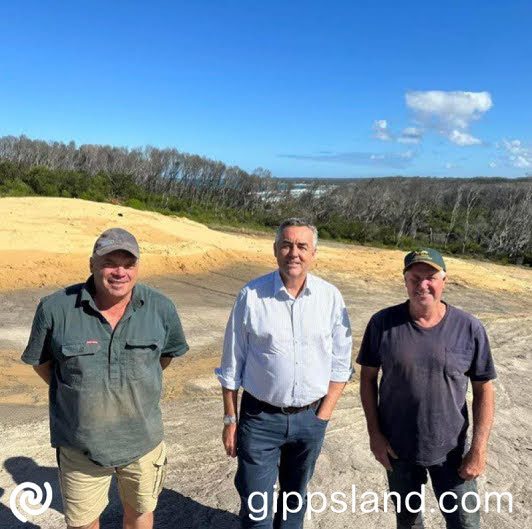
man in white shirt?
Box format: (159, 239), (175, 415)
(217, 218), (353, 528)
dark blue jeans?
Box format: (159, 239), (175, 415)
(387, 448), (480, 529)
(235, 392), (328, 529)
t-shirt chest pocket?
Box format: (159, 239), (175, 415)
(445, 347), (473, 377)
(124, 338), (161, 379)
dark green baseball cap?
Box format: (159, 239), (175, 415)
(403, 247), (446, 273)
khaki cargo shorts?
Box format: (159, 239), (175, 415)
(57, 442), (167, 527)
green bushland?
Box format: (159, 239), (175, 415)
(1, 160), (531, 266)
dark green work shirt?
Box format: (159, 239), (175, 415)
(22, 277), (189, 467)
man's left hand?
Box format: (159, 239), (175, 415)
(458, 449), (486, 480)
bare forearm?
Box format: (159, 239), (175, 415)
(458, 380), (495, 480)
(221, 387), (239, 458)
(317, 381), (346, 419)
(33, 361), (51, 385)
(360, 366), (397, 469)
(222, 387), (239, 417)
(470, 380), (495, 454)
(359, 368), (381, 436)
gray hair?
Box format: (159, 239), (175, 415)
(275, 218), (318, 249)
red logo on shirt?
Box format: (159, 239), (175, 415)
(86, 340), (98, 345)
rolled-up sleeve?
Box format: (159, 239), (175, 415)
(217, 289), (248, 390)
(330, 292), (354, 382)
(21, 300), (52, 366)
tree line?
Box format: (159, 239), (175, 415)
(1, 135), (531, 265)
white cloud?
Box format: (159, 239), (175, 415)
(372, 119), (392, 141)
(405, 90), (492, 146)
(514, 156), (531, 168)
(400, 150), (415, 160)
(406, 90), (492, 129)
(449, 130), (482, 146)
(489, 161), (497, 168)
(280, 149), (416, 168)
(398, 127), (422, 144)
(501, 138), (532, 169)
(503, 139), (523, 154)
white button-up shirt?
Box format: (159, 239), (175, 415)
(217, 270), (353, 407)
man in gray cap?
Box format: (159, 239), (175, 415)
(22, 228), (189, 529)
(357, 247), (496, 529)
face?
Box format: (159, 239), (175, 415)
(90, 250), (139, 301)
(404, 262), (446, 310)
(274, 226), (316, 282)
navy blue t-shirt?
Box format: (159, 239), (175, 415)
(357, 302), (496, 466)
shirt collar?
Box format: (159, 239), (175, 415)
(79, 275), (144, 310)
(273, 270), (313, 299)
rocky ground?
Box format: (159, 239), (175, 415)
(0, 197), (530, 528)
(0, 264), (530, 528)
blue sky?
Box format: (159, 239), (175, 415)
(1, 1), (530, 178)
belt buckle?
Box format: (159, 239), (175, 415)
(280, 406), (297, 414)
(280, 405), (306, 414)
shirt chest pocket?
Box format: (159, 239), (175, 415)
(59, 343), (101, 388)
(445, 347), (473, 377)
(124, 338), (161, 379)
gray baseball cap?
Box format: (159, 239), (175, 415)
(92, 228), (140, 259)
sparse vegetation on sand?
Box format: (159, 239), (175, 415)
(1, 135), (531, 264)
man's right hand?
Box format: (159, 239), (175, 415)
(223, 424), (238, 458)
(369, 431), (398, 471)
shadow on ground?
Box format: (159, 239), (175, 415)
(1, 457), (239, 529)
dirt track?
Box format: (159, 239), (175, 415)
(0, 197), (530, 528)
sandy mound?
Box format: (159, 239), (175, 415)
(0, 197), (530, 528)
(0, 197), (531, 294)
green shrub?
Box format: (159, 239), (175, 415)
(0, 179), (34, 196)
(124, 198), (146, 210)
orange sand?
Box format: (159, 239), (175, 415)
(0, 197), (530, 294)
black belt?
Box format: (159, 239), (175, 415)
(243, 391), (322, 415)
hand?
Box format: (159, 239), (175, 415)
(315, 405), (332, 421)
(458, 449), (486, 480)
(222, 424), (237, 458)
(369, 431), (398, 471)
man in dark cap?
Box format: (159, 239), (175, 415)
(22, 228), (189, 529)
(358, 247), (496, 529)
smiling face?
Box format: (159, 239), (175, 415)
(404, 262), (446, 311)
(90, 250), (139, 302)
(274, 226), (316, 284)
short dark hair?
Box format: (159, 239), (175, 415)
(275, 218), (318, 248)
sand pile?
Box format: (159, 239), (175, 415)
(0, 198), (530, 529)
(0, 197), (530, 294)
